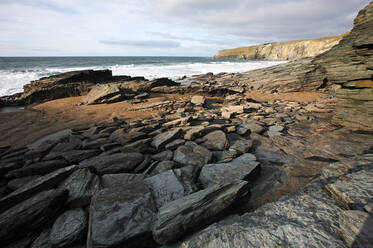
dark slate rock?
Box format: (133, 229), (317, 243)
(230, 139), (253, 154)
(59, 168), (101, 207)
(62, 150), (101, 164)
(151, 129), (183, 150)
(199, 154), (260, 188)
(88, 182), (157, 248)
(4, 235), (37, 248)
(121, 138), (153, 153)
(151, 161), (175, 175)
(0, 165), (77, 212)
(80, 153), (144, 175)
(173, 145), (205, 167)
(339, 210), (373, 247)
(152, 181), (249, 245)
(144, 170), (188, 209)
(5, 160), (68, 178)
(165, 139), (186, 150)
(50, 209), (87, 248)
(30, 229), (52, 248)
(43, 141), (81, 161)
(101, 173), (145, 188)
(0, 189), (68, 246)
(152, 150), (174, 161)
(7, 175), (40, 191)
(0, 162), (23, 177)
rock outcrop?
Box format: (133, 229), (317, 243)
(214, 35), (343, 61)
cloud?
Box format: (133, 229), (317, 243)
(100, 40), (180, 48)
(152, 0), (371, 41)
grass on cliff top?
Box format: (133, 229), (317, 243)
(216, 34), (347, 57)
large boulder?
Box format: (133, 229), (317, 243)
(88, 182), (157, 248)
(0, 189), (68, 246)
(202, 130), (229, 151)
(80, 83), (132, 105)
(152, 181), (249, 245)
(152, 129), (183, 150)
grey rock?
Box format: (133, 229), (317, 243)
(144, 170), (188, 209)
(43, 141), (81, 161)
(339, 210), (373, 248)
(88, 182), (157, 248)
(165, 139), (186, 150)
(212, 150), (239, 162)
(0, 165), (77, 212)
(152, 150), (174, 161)
(151, 161), (176, 175)
(152, 128), (183, 150)
(50, 209), (87, 248)
(5, 160), (68, 178)
(80, 153), (144, 175)
(30, 229), (52, 248)
(152, 181), (249, 245)
(7, 176), (40, 190)
(230, 139), (253, 154)
(269, 125), (284, 133)
(101, 173), (145, 188)
(199, 154), (260, 188)
(241, 121), (265, 134)
(111, 131), (148, 145)
(202, 130), (229, 151)
(173, 145), (205, 167)
(62, 150), (101, 163)
(121, 138), (152, 153)
(59, 168), (101, 207)
(0, 189), (68, 246)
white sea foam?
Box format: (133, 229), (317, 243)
(0, 60), (285, 97)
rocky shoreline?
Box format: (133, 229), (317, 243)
(0, 2), (372, 248)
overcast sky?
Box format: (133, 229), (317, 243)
(0, 0), (370, 56)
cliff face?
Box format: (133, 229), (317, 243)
(214, 35), (343, 61)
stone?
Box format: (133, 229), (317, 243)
(111, 131), (148, 145)
(7, 175), (40, 190)
(173, 145), (205, 167)
(50, 209), (87, 248)
(151, 161), (175, 175)
(213, 150), (239, 162)
(165, 139), (186, 150)
(0, 165), (77, 212)
(151, 128), (183, 150)
(121, 138), (152, 153)
(59, 168), (101, 207)
(144, 170), (188, 209)
(80, 153), (144, 175)
(184, 126), (205, 140)
(62, 150), (101, 164)
(80, 83), (129, 105)
(88, 182), (157, 248)
(241, 121), (265, 134)
(202, 130), (229, 151)
(152, 150), (174, 161)
(101, 173), (145, 188)
(30, 229), (52, 248)
(5, 160), (69, 178)
(163, 117), (191, 128)
(230, 139), (253, 154)
(191, 95), (205, 106)
(43, 141), (81, 161)
(152, 181), (249, 245)
(199, 154), (260, 188)
(339, 210), (373, 247)
(0, 189), (68, 246)
(269, 125), (284, 133)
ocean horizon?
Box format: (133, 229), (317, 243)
(0, 56), (285, 97)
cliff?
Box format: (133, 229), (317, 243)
(214, 35), (344, 61)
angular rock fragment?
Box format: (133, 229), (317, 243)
(152, 181), (249, 244)
(50, 209), (87, 248)
(80, 153), (144, 175)
(88, 182), (157, 248)
(5, 160), (68, 178)
(152, 128), (183, 150)
(199, 154), (260, 188)
(101, 173), (145, 188)
(0, 165), (77, 212)
(202, 130), (229, 151)
(0, 189), (68, 246)
(62, 150), (101, 164)
(30, 228), (52, 248)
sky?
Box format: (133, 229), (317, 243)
(0, 0), (371, 56)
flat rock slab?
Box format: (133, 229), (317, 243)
(152, 129), (183, 150)
(0, 165), (77, 212)
(62, 150), (101, 164)
(339, 210), (373, 247)
(50, 209), (87, 248)
(80, 153), (144, 175)
(101, 173), (145, 188)
(152, 181), (249, 245)
(30, 228), (52, 248)
(88, 182), (157, 248)
(5, 160), (68, 178)
(59, 168), (101, 207)
(0, 189), (68, 246)
(144, 169), (188, 209)
(199, 153), (260, 188)
(202, 130), (229, 151)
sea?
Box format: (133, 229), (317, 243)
(0, 56), (285, 97)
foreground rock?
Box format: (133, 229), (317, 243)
(0, 189), (68, 246)
(153, 181), (249, 245)
(88, 182), (157, 248)
(168, 154), (373, 247)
